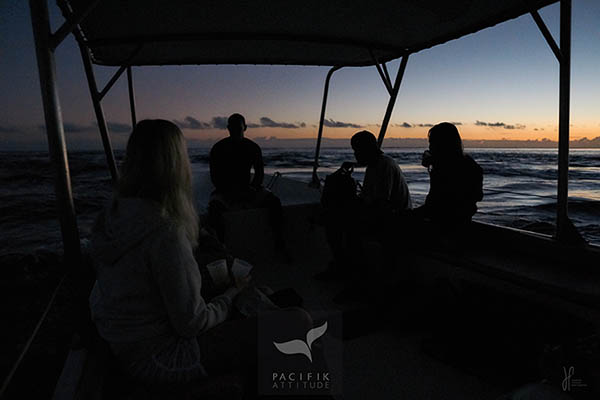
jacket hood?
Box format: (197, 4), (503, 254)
(90, 197), (169, 266)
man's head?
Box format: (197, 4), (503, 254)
(227, 113), (247, 139)
(351, 130), (380, 166)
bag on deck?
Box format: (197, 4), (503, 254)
(321, 164), (358, 209)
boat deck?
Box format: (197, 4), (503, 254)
(193, 171), (600, 399)
(49, 171), (598, 400)
(192, 171), (519, 399)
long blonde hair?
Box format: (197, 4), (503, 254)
(118, 119), (199, 245)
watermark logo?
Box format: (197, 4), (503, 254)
(273, 321), (327, 362)
(562, 366), (587, 391)
(259, 312), (342, 396)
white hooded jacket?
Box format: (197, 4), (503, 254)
(89, 197), (238, 382)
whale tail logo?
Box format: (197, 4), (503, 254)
(273, 321), (328, 362)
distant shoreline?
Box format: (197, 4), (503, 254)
(2, 136), (600, 151)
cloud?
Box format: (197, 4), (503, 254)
(174, 116), (212, 130)
(211, 116), (228, 130)
(392, 122), (458, 128)
(259, 117), (300, 129)
(475, 120), (502, 127)
(323, 118), (363, 128)
(475, 120), (525, 130)
(504, 124), (526, 130)
(0, 124), (23, 133)
(175, 115), (307, 130)
(36, 121), (132, 134)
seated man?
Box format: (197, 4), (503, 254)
(317, 130), (412, 285)
(210, 113), (264, 200)
(208, 113), (287, 256)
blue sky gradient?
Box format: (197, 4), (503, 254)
(1, 0), (599, 149)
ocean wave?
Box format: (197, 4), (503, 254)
(1, 149), (599, 253)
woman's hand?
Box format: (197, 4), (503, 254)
(421, 150), (433, 168)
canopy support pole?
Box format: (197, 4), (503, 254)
(531, 2), (582, 243)
(310, 66), (342, 188)
(98, 64), (128, 100)
(531, 10), (562, 61)
(377, 54), (409, 148)
(381, 62), (392, 90)
(127, 66), (137, 126)
(78, 43), (119, 182)
(556, 0), (581, 243)
(49, 0), (100, 50)
(29, 0), (82, 268)
(369, 50), (393, 95)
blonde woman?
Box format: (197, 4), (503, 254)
(89, 120), (309, 385)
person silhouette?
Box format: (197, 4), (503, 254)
(89, 119), (309, 388)
(209, 113), (264, 196)
(414, 122), (483, 229)
(352, 130), (412, 212)
(317, 130), (412, 289)
(208, 113), (288, 258)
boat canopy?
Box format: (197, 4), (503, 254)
(59, 0), (557, 67)
(24, 0), (581, 280)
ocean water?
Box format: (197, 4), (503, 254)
(1, 148), (599, 258)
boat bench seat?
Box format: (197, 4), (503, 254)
(57, 329), (248, 400)
(419, 221), (600, 312)
(101, 366), (247, 400)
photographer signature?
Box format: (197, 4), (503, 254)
(562, 366), (587, 391)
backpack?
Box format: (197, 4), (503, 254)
(320, 164), (358, 209)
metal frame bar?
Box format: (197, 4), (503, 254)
(530, 1), (580, 242)
(98, 64), (128, 100)
(381, 62), (392, 89)
(79, 43), (119, 181)
(369, 49), (393, 95)
(377, 54), (409, 147)
(530, 10), (562, 62)
(310, 66), (342, 188)
(556, 0), (572, 241)
(127, 66), (137, 126)
(75, 32), (142, 182)
(49, 0), (101, 50)
(29, 0), (82, 268)
(97, 44), (143, 100)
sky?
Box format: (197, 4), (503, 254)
(0, 0), (599, 150)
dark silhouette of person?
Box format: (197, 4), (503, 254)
(208, 113), (288, 258)
(352, 130), (412, 212)
(414, 122), (483, 229)
(209, 113), (264, 195)
(317, 130), (412, 291)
